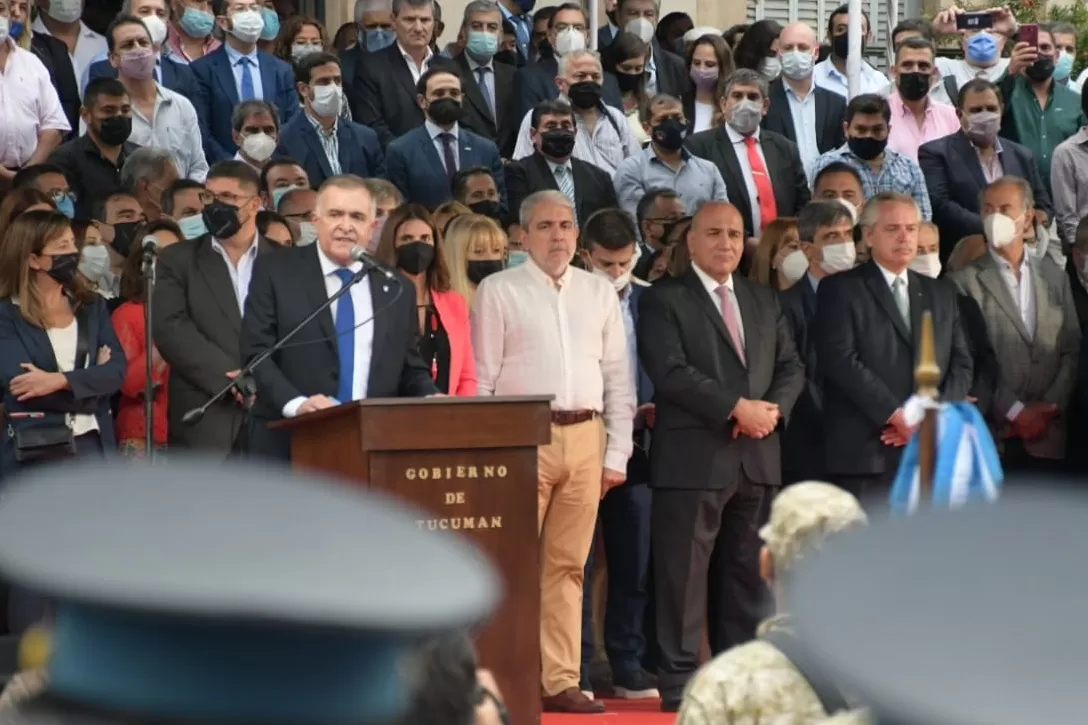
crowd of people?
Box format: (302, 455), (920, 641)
(0, 0), (1087, 721)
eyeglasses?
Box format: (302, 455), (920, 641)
(209, 191), (254, 206)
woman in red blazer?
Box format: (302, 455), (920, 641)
(375, 204), (477, 396)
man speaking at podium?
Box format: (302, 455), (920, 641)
(241, 175), (438, 460)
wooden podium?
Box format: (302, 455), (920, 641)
(273, 395), (552, 725)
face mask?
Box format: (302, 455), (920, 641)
(964, 111), (1001, 146)
(983, 213), (1019, 249)
(624, 17), (654, 44)
(778, 249), (809, 284)
(395, 240), (435, 275)
(179, 7), (215, 38)
(45, 0), (82, 24)
(592, 263), (632, 292)
(616, 71), (642, 93)
(53, 193), (76, 219)
(508, 250), (530, 268)
(97, 111), (133, 146)
(1027, 226), (1049, 260)
(1054, 51), (1074, 81)
(898, 71), (930, 102)
(291, 43), (322, 62)
(727, 99), (762, 137)
(229, 9), (265, 44)
(119, 48), (156, 80)
(427, 97), (462, 126)
(79, 244), (111, 282)
(515, 0), (535, 12)
(909, 252), (942, 278)
(112, 222), (141, 257)
(760, 57), (782, 80)
(495, 49), (518, 66)
(689, 66), (719, 91)
(651, 117), (687, 152)
(469, 200), (501, 219)
(468, 259), (505, 284)
(820, 241), (856, 273)
(567, 81), (602, 110)
(966, 33), (998, 65)
(9, 19), (25, 41)
(832, 33), (862, 60)
(44, 252), (82, 288)
(836, 199), (859, 225)
(465, 30), (499, 60)
(311, 83), (343, 117)
(242, 132), (276, 163)
(365, 28), (395, 51)
(539, 128), (576, 158)
(260, 7), (279, 41)
(177, 213), (208, 240)
(553, 28), (585, 57)
(297, 221), (318, 246)
(848, 136), (886, 161)
(781, 50), (814, 80)
(142, 15), (168, 46)
(1025, 56), (1056, 82)
(203, 200), (244, 240)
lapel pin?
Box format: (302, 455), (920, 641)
(383, 285), (390, 293)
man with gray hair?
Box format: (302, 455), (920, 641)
(450, 0), (516, 153)
(471, 189), (635, 714)
(230, 100), (280, 170)
(687, 68), (809, 243)
(121, 146), (180, 221)
(340, 0), (394, 85)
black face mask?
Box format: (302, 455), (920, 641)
(832, 33), (863, 60)
(467, 259), (505, 284)
(1025, 56), (1056, 82)
(44, 252), (81, 288)
(615, 71), (642, 93)
(469, 200), (501, 219)
(395, 241), (435, 275)
(494, 49), (518, 66)
(112, 221), (142, 257)
(567, 81), (602, 110)
(427, 98), (463, 126)
(897, 71), (930, 101)
(847, 135), (887, 161)
(203, 200), (243, 240)
(651, 118), (688, 152)
(98, 115), (133, 146)
(540, 128), (576, 159)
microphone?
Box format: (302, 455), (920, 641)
(141, 235), (158, 253)
(350, 245), (397, 280)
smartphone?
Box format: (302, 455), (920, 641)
(1020, 23), (1039, 47)
(957, 12), (995, 31)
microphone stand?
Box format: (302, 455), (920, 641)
(141, 243), (157, 462)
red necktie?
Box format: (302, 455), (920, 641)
(744, 136), (777, 231)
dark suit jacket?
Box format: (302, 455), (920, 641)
(778, 275), (824, 481)
(190, 48), (299, 163)
(649, 40), (690, 98)
(763, 79), (847, 156)
(239, 244), (438, 460)
(512, 56), (625, 126)
(597, 25), (618, 51)
(626, 281), (654, 483)
(918, 131), (1053, 262)
(685, 127), (810, 238)
(31, 34), (80, 139)
(0, 297), (126, 474)
(350, 42), (428, 148)
(339, 44), (366, 93)
(815, 261), (974, 476)
(504, 151), (616, 228)
(152, 234), (279, 454)
(386, 124), (507, 211)
(637, 269), (805, 489)
(87, 55), (197, 99)
(275, 113), (385, 190)
(452, 52), (516, 157)
(958, 292), (997, 416)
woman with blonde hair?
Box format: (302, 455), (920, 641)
(442, 214), (508, 306)
(750, 218), (804, 290)
(433, 200), (473, 236)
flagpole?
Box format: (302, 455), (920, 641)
(915, 311), (940, 499)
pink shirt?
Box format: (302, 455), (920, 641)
(0, 42), (71, 169)
(164, 25), (221, 64)
(886, 91), (961, 163)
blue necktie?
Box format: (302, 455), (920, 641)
(334, 269), (355, 404)
(239, 56), (255, 101)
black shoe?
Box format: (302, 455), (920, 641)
(613, 669), (659, 699)
(660, 699), (681, 713)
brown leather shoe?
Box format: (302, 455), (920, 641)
(542, 687), (606, 713)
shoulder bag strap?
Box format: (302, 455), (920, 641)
(760, 628), (851, 715)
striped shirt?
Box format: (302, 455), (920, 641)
(305, 112), (341, 176)
(809, 144), (932, 221)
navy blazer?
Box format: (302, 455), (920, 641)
(627, 282), (654, 407)
(386, 124), (507, 212)
(0, 297), (126, 473)
(275, 113), (386, 189)
(190, 47), (299, 163)
(87, 56), (197, 99)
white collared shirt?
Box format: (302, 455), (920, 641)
(398, 41), (433, 83)
(988, 247), (1036, 421)
(46, 319), (99, 436)
(783, 80), (821, 170)
(692, 261), (745, 346)
(127, 83), (209, 181)
(724, 124), (770, 231)
(0, 42), (72, 168)
(210, 231), (260, 313)
(426, 119), (460, 174)
(223, 41), (263, 100)
(812, 57), (891, 99)
(32, 17), (107, 97)
(875, 260), (910, 295)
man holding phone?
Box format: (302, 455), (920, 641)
(928, 6), (1018, 103)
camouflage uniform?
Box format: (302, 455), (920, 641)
(675, 483), (867, 725)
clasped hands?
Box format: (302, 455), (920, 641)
(1007, 402), (1058, 442)
(730, 398), (781, 439)
(9, 346), (111, 401)
(880, 408), (914, 447)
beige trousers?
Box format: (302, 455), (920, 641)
(538, 418), (605, 696)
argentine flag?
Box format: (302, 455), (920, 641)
(890, 400), (1004, 515)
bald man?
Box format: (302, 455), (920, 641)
(635, 201), (805, 710)
(763, 22), (847, 171)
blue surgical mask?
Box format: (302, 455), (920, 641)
(260, 7), (280, 41)
(508, 250), (530, 268)
(178, 213), (209, 240)
(966, 33), (998, 65)
(178, 7), (215, 39)
(465, 30), (499, 60)
(365, 28), (395, 52)
(53, 193), (76, 219)
(271, 184), (303, 210)
(10, 20), (25, 40)
(1054, 51), (1074, 81)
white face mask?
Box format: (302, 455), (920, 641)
(241, 132), (276, 163)
(0, 16), (8, 41)
(820, 241), (856, 273)
(760, 56), (782, 80)
(291, 43), (322, 61)
(297, 221), (318, 246)
(553, 27), (585, 57)
(727, 99), (763, 137)
(835, 198), (859, 225)
(778, 248), (808, 284)
(310, 83), (343, 118)
(780, 50), (814, 80)
(229, 9), (265, 44)
(624, 17), (654, 44)
(141, 15), (168, 46)
(983, 213), (1019, 249)
(592, 263), (632, 292)
(78, 244), (111, 282)
(46, 0), (83, 24)
(909, 252), (942, 278)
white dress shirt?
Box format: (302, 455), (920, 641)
(32, 17), (107, 97)
(724, 124), (770, 231)
(224, 42), (264, 100)
(471, 258), (635, 472)
(425, 119), (460, 174)
(813, 58), (891, 99)
(127, 83), (209, 182)
(399, 42), (433, 84)
(282, 244), (375, 417)
(989, 248), (1036, 421)
(0, 42), (72, 168)
(46, 320), (99, 436)
(693, 100), (715, 134)
(512, 96), (641, 175)
(692, 262), (745, 346)
(211, 232), (260, 314)
(784, 81), (821, 171)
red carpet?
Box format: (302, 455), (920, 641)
(542, 699), (675, 724)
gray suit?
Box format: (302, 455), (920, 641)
(950, 252), (1081, 460)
